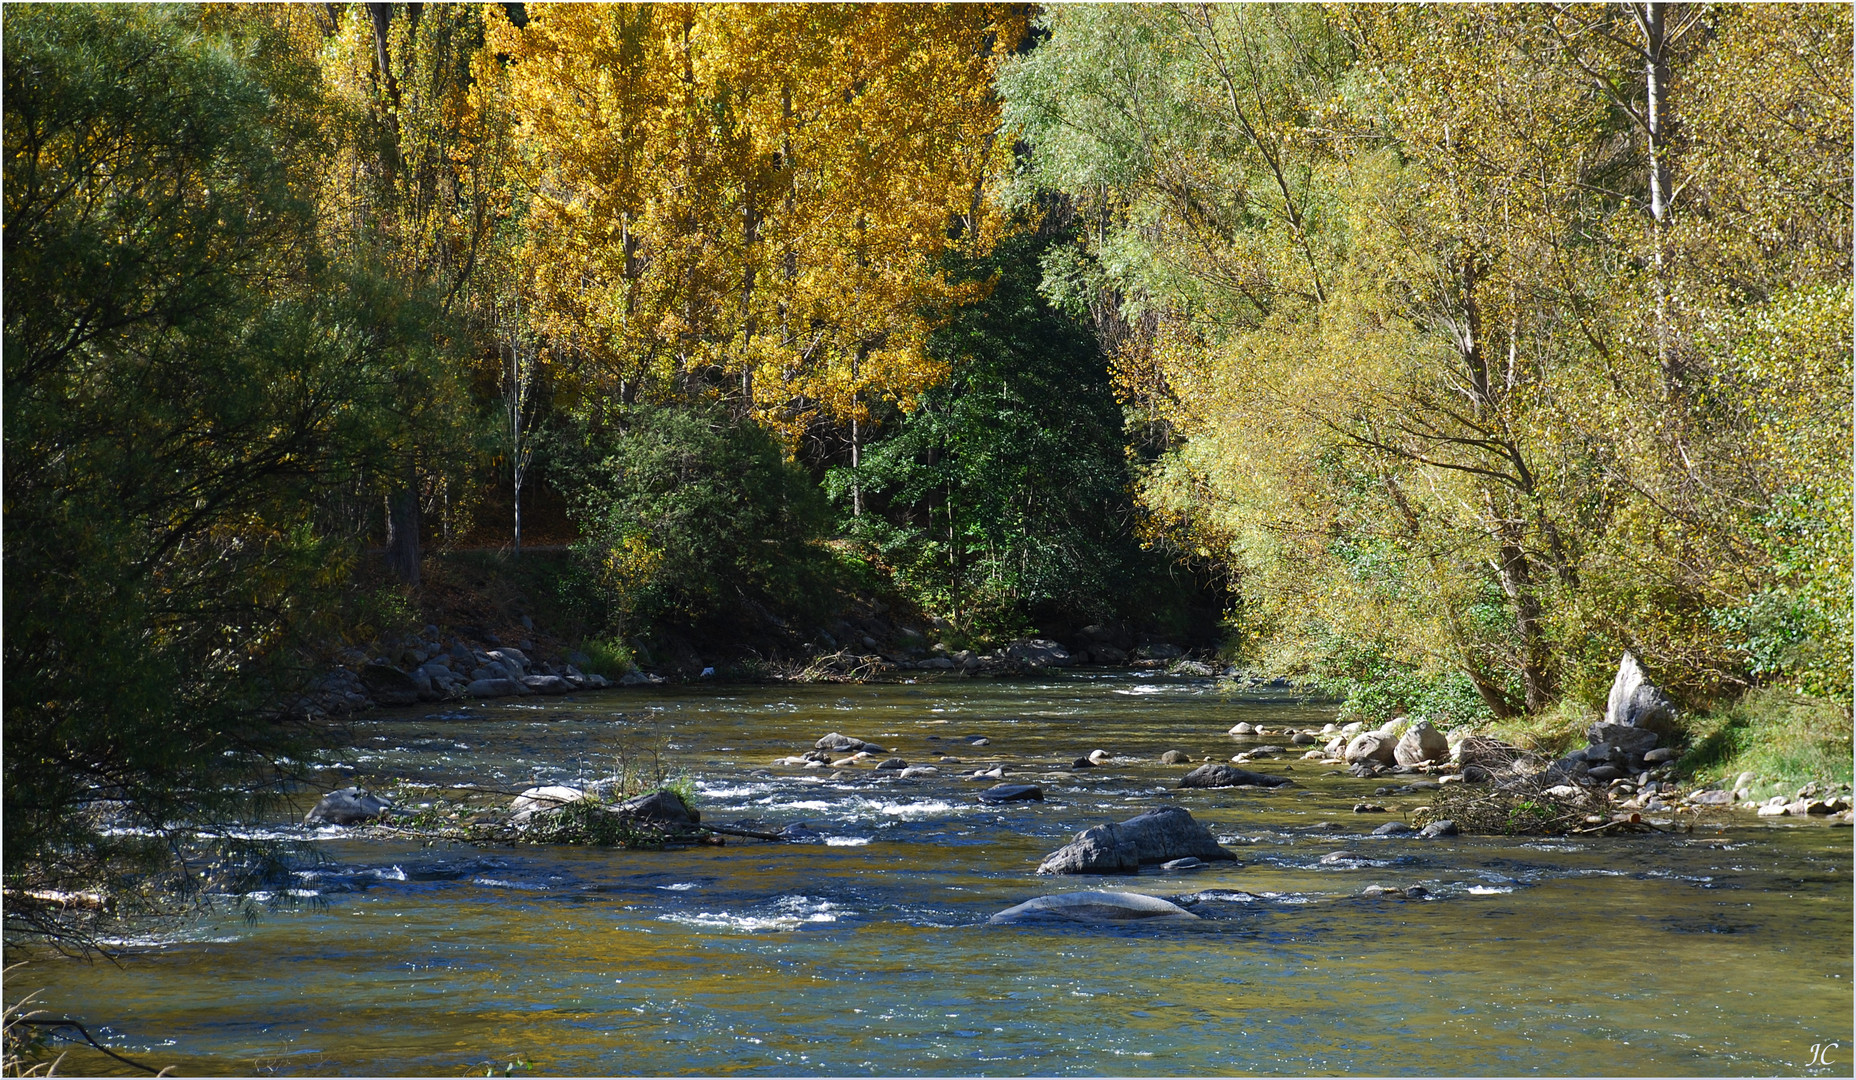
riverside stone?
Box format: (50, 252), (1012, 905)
(1586, 722), (1659, 764)
(466, 677), (526, 698)
(1606, 651), (1678, 734)
(1417, 819), (1459, 838)
(1345, 733), (1397, 766)
(1160, 750), (1193, 764)
(1393, 721), (1449, 766)
(358, 663), (421, 707)
(1002, 639), (1075, 668)
(1036, 806), (1237, 875)
(988, 890), (1199, 925)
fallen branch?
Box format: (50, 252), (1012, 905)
(13, 1019), (167, 1075)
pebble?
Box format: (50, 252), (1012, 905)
(1371, 822), (1414, 836)
(1071, 757), (1097, 769)
(1353, 803), (1389, 814)
(1161, 750), (1192, 764)
(875, 758), (908, 770)
(1404, 885), (1431, 900)
(1229, 723), (1257, 736)
(1417, 819), (1459, 838)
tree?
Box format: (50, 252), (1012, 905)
(999, 2), (1852, 715)
(839, 215), (1154, 636)
(2, 5), (462, 946)
(485, 3), (1024, 465)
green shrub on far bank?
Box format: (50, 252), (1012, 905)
(553, 401), (842, 642)
(1303, 634), (1494, 731)
(577, 636), (637, 680)
(1679, 688), (1853, 797)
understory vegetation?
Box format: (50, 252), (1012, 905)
(4, 2), (1849, 950)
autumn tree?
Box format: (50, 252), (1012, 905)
(485, 3), (1024, 475)
(1000, 2), (1851, 717)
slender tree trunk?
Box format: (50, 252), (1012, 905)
(1636, 1), (1675, 377)
(384, 471), (421, 588)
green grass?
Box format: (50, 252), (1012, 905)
(1679, 687), (1853, 799)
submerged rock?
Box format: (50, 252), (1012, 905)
(1037, 806), (1237, 875)
(977, 783), (1043, 804)
(305, 787), (393, 826)
(1178, 764), (1292, 789)
(988, 890), (1200, 925)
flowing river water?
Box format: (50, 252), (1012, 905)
(18, 673), (1853, 1076)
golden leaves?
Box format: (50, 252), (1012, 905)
(493, 2), (1022, 434)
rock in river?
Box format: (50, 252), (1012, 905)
(305, 786), (393, 826)
(978, 784), (1044, 804)
(815, 732), (886, 753)
(1037, 806), (1237, 875)
(988, 890), (1200, 925)
(1178, 763), (1292, 789)
(613, 789), (699, 825)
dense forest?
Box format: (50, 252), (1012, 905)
(5, 3), (1850, 944)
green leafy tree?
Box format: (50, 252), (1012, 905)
(3, 5), (466, 946)
(837, 216), (1182, 639)
(554, 402), (836, 641)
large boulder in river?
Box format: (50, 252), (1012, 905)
(815, 732), (885, 753)
(1038, 806), (1237, 875)
(988, 890), (1200, 925)
(305, 786), (393, 826)
(978, 783), (1044, 804)
(1605, 652), (1678, 735)
(1178, 764), (1292, 789)
(511, 785), (589, 823)
(613, 789), (699, 825)
(1393, 721), (1449, 766)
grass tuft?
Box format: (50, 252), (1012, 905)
(1679, 688), (1852, 799)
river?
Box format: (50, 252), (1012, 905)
(17, 672), (1853, 1075)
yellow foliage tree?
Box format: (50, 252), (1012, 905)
(486, 2), (1025, 498)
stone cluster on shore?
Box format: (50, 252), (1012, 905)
(288, 624), (622, 718)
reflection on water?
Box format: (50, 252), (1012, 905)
(18, 673), (1854, 1076)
